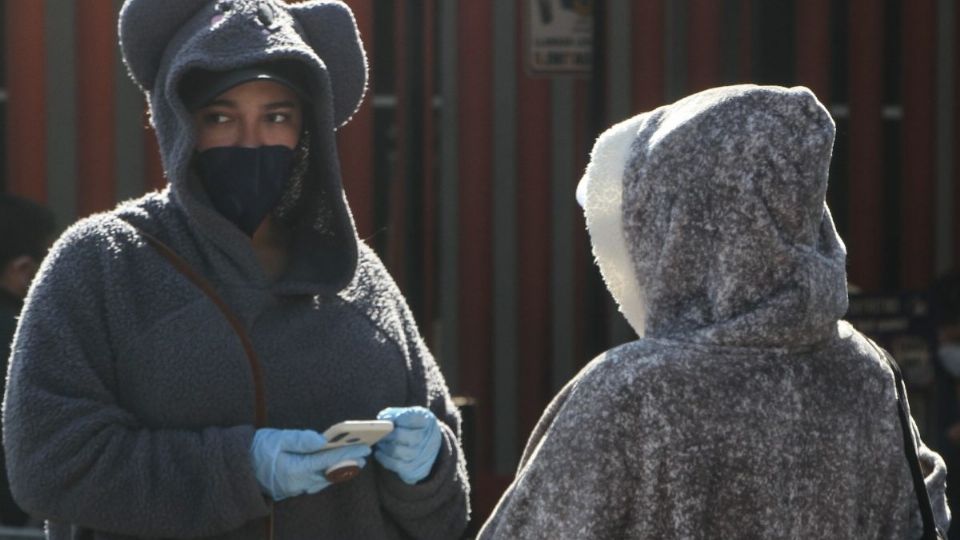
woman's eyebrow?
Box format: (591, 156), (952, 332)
(264, 100), (299, 110)
(207, 98), (237, 107)
(203, 98), (237, 109)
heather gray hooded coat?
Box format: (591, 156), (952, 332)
(3, 1), (468, 538)
(478, 85), (950, 539)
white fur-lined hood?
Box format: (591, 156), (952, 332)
(579, 84), (848, 347)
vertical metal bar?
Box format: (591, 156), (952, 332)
(438, 0), (460, 389)
(605, 0), (635, 347)
(551, 80), (575, 393)
(44, 0), (75, 222)
(457, 0), (494, 474)
(936, 0), (954, 274)
(848, 0), (885, 291)
(515, 0), (553, 459)
(737, 0), (753, 82)
(664, 0), (687, 100)
(795, 0), (831, 101)
(571, 78), (593, 371)
(421, 0), (438, 349)
(114, 0), (144, 203)
(581, 0), (609, 363)
(7, 1), (47, 202)
(591, 0), (607, 134)
(687, 0), (722, 93)
(491, 0), (518, 474)
(956, 0), (960, 266)
(900, 0), (937, 290)
(75, 2), (117, 217)
(720, 0), (739, 84)
(338, 0), (376, 239)
(388, 1), (410, 287)
(633, 1), (665, 111)
(572, 78), (593, 370)
(606, 0), (631, 120)
(403, 1), (426, 320)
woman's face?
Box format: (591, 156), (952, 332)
(192, 80), (303, 151)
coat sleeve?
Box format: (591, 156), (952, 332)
(2, 224), (269, 538)
(478, 362), (634, 540)
(916, 427), (951, 536)
(366, 252), (470, 540)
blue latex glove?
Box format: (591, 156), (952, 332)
(250, 428), (372, 501)
(374, 406), (443, 485)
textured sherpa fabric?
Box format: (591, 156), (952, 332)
(3, 1), (468, 539)
(478, 85), (950, 539)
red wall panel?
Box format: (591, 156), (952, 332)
(388, 1), (410, 284)
(632, 0), (664, 112)
(687, 0), (723, 93)
(900, 0), (937, 289)
(795, 0), (831, 101)
(5, 2), (47, 202)
(515, 1), (553, 445)
(457, 0), (494, 480)
(338, 0), (376, 240)
(848, 0), (885, 291)
(75, 3), (117, 217)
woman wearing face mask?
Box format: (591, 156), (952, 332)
(2, 1), (469, 539)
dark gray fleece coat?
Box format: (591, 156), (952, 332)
(3, 1), (468, 538)
(479, 85), (950, 539)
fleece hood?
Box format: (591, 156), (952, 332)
(119, 0), (367, 294)
(580, 85), (847, 347)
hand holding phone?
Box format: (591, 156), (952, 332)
(321, 420), (394, 483)
(250, 428), (372, 501)
(374, 407), (442, 485)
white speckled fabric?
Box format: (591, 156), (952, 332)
(479, 85), (950, 539)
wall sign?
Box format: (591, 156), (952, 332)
(527, 0), (593, 75)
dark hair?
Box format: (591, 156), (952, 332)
(932, 270), (960, 327)
(0, 194), (56, 268)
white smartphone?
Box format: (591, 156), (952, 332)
(320, 420), (394, 450)
(320, 420), (395, 483)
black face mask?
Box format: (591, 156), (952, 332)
(195, 146), (295, 237)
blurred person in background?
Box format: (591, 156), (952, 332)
(0, 193), (55, 527)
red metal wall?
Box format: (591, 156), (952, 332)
(5, 2), (46, 203)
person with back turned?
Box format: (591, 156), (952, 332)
(479, 84), (950, 539)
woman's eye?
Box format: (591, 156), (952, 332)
(267, 112), (290, 124)
(203, 113), (231, 125)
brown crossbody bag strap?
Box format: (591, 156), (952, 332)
(128, 223), (274, 539)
